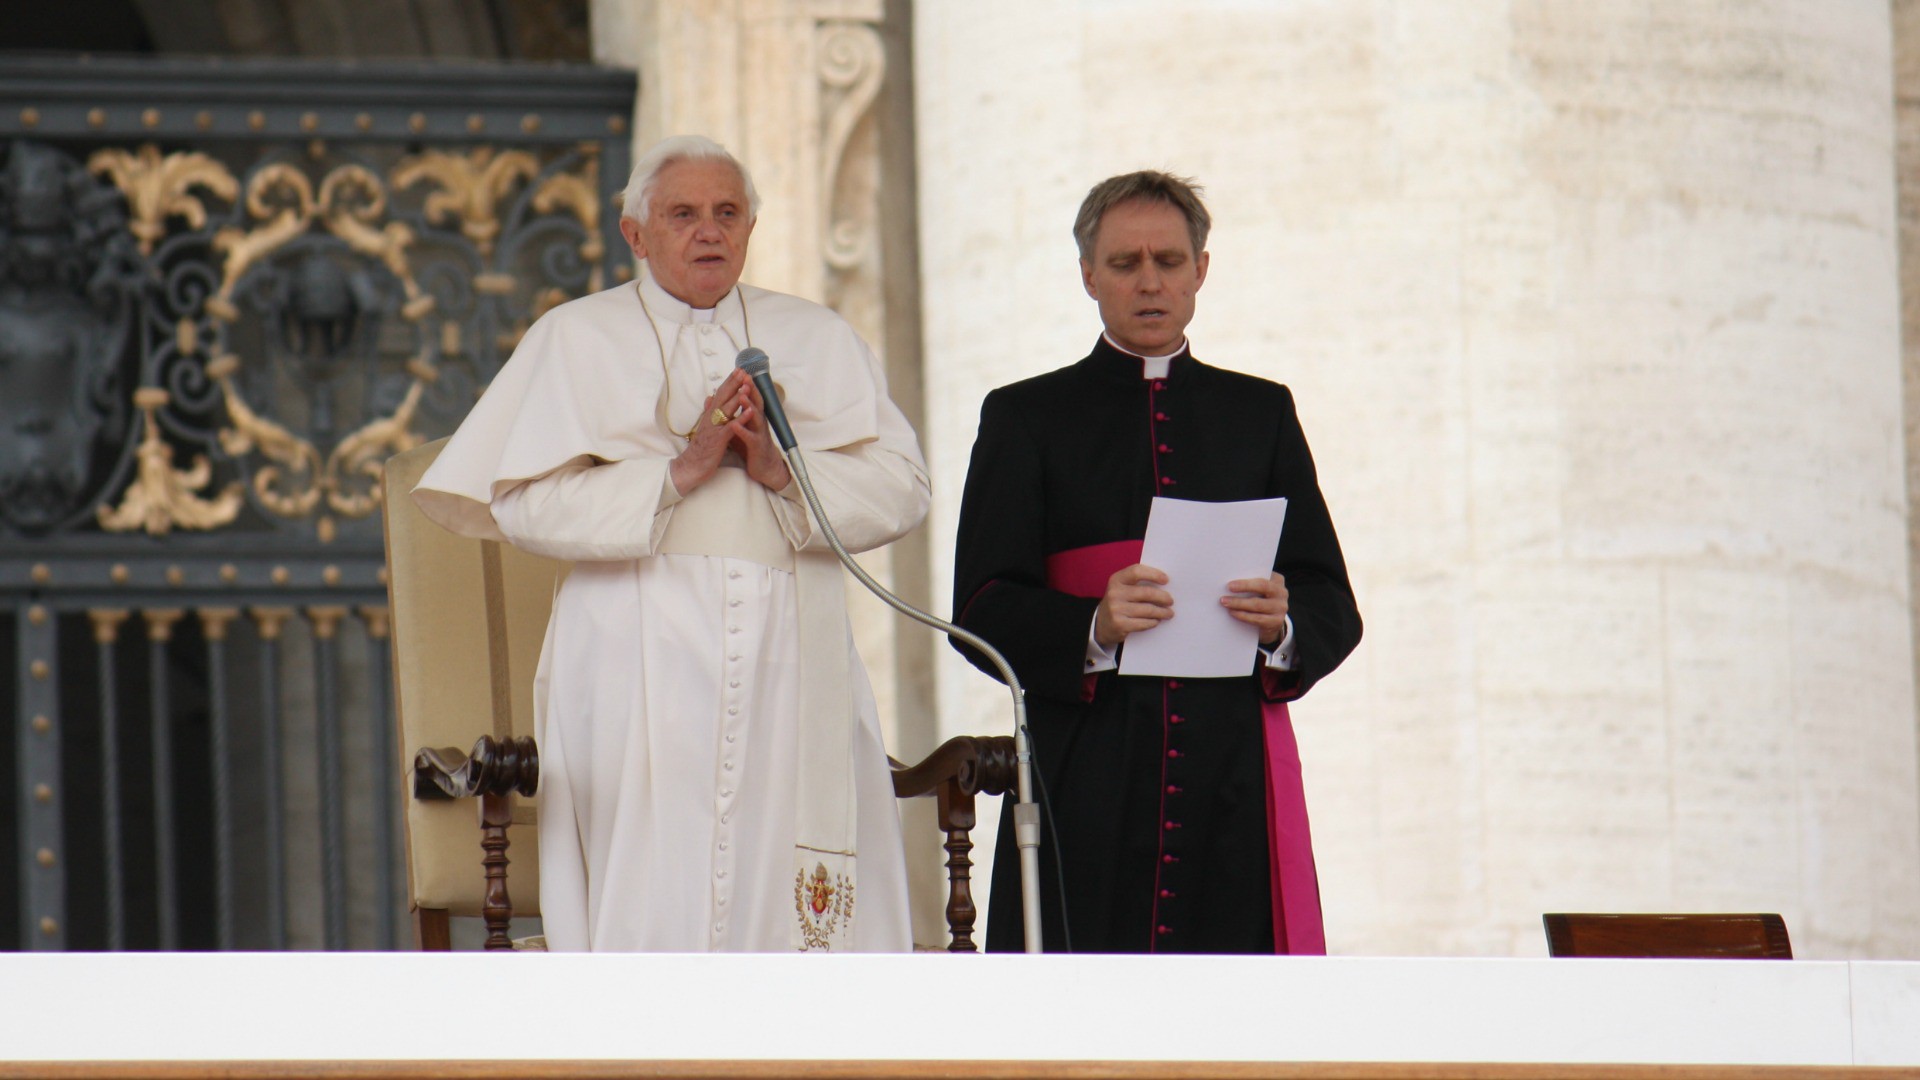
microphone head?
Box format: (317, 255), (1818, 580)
(734, 347), (770, 378)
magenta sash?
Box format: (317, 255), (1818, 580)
(1045, 541), (1326, 955)
(1259, 698), (1325, 954)
(1044, 539), (1143, 599)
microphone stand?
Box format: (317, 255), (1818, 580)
(779, 446), (1046, 954)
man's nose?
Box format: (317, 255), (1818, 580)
(693, 214), (724, 241)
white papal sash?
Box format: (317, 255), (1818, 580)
(657, 465), (859, 951)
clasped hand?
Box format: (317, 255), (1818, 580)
(1093, 564), (1290, 648)
(670, 369), (791, 494)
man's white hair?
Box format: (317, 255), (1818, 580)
(620, 135), (762, 223)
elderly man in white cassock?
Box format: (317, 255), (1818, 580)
(411, 135), (928, 952)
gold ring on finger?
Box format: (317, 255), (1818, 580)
(710, 407), (729, 427)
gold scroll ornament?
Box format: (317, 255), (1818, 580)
(96, 388), (244, 536)
(204, 162), (435, 324)
(205, 353), (430, 538)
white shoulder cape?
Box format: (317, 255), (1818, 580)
(413, 279), (883, 538)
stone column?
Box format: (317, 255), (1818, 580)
(1894, 0), (1920, 925)
(917, 0), (1920, 957)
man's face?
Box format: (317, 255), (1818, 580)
(619, 157), (755, 309)
(1080, 198), (1208, 358)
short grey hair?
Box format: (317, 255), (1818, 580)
(1072, 171), (1211, 261)
(620, 135), (762, 223)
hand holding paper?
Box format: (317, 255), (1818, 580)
(1093, 564), (1174, 648)
(1117, 496), (1289, 678)
(1221, 571), (1291, 644)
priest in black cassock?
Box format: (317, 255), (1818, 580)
(950, 171), (1362, 954)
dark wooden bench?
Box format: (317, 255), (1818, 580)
(1543, 912), (1792, 959)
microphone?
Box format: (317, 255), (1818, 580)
(734, 347), (797, 452)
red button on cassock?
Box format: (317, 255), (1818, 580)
(1162, 854), (1179, 864)
(1167, 749), (1182, 759)
(1163, 820), (1181, 831)
(1158, 444), (1171, 453)
(1168, 680), (1183, 690)
(1170, 714), (1185, 724)
(1159, 889), (1175, 899)
(1156, 925), (1172, 935)
(1155, 412), (1168, 421)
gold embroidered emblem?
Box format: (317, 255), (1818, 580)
(794, 861), (854, 951)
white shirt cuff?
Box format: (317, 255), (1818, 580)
(1090, 615), (1295, 672)
(1085, 615), (1119, 673)
(1259, 615), (1297, 671)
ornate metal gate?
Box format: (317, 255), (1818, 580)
(0, 56), (634, 950)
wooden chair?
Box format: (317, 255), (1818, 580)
(386, 438), (1016, 952)
(384, 439), (558, 951)
(1543, 913), (1793, 959)
(890, 735), (1018, 952)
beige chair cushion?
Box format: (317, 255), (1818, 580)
(384, 438), (562, 917)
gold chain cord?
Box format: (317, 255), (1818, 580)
(635, 280), (753, 441)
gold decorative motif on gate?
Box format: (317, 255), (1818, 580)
(324, 360), (431, 517)
(319, 164), (436, 320)
(62, 133), (609, 542)
(793, 861), (855, 951)
(205, 163), (435, 325)
(178, 156), (466, 537)
(393, 146), (540, 258)
(205, 354), (429, 531)
(97, 388), (244, 536)
(87, 144), (240, 256)
(531, 143), (605, 292)
(205, 353), (323, 518)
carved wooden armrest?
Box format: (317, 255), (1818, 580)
(411, 735), (538, 950)
(412, 735), (539, 801)
(890, 735), (1017, 952)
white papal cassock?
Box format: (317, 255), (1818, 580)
(411, 269), (928, 952)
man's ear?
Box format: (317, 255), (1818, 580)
(1080, 258), (1097, 298)
(619, 217), (647, 260)
(1194, 249), (1209, 290)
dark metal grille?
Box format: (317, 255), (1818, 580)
(0, 55), (635, 950)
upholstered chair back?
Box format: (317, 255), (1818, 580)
(383, 437), (561, 919)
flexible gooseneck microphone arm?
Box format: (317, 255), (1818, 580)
(735, 347), (1045, 954)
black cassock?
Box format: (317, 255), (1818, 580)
(951, 337), (1362, 954)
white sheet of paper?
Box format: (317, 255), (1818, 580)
(1118, 495), (1289, 678)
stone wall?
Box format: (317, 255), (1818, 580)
(915, 0), (1920, 957)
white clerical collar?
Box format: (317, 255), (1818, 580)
(1102, 332), (1188, 379)
(638, 262), (743, 327)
